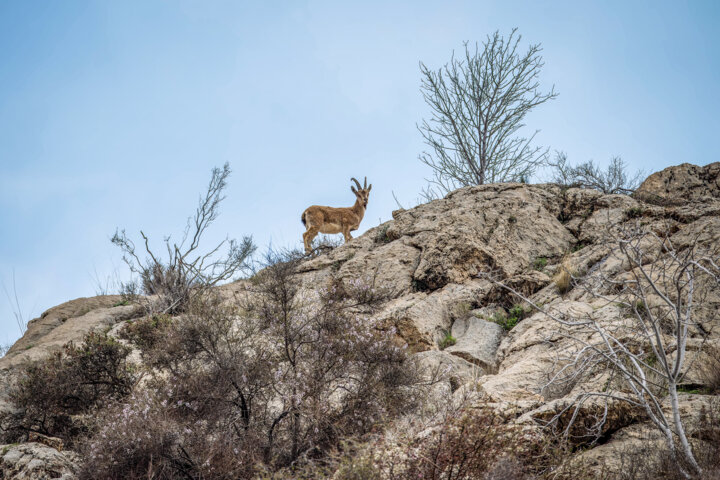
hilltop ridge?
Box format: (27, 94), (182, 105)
(1, 162), (719, 479)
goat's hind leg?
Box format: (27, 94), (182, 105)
(303, 227), (319, 254)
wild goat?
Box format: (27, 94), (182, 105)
(301, 177), (372, 254)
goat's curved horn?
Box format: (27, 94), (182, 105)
(363, 177), (367, 189)
(351, 177), (362, 189)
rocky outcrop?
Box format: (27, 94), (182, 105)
(0, 442), (79, 480)
(1, 162), (719, 477)
(635, 161), (720, 205)
(0, 297), (143, 425)
(3, 296), (141, 369)
(445, 314), (504, 372)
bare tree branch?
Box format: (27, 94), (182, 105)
(111, 163), (255, 314)
(549, 151), (644, 194)
(418, 30), (557, 196)
(481, 222), (719, 478)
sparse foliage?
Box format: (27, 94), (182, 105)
(550, 151), (643, 194)
(379, 406), (563, 480)
(111, 163), (255, 314)
(439, 330), (457, 350)
(418, 29), (557, 197)
(86, 250), (422, 478)
(533, 256), (548, 270)
(488, 223), (720, 478)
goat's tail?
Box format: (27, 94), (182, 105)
(301, 211), (306, 227)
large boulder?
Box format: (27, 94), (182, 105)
(445, 315), (505, 372)
(635, 161), (720, 205)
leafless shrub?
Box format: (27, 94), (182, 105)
(377, 406), (575, 480)
(80, 388), (260, 480)
(1, 269), (33, 334)
(86, 250), (422, 477)
(418, 29), (557, 198)
(549, 152), (643, 194)
(309, 234), (344, 255)
(595, 401), (720, 479)
(111, 163), (255, 314)
(486, 222), (720, 478)
(117, 314), (172, 357)
(698, 343), (720, 394)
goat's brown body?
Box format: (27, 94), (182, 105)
(302, 177), (371, 254)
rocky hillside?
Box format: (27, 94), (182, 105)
(1, 162), (719, 479)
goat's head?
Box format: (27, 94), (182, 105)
(351, 177), (372, 207)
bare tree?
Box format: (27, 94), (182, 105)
(486, 223), (719, 478)
(418, 29), (557, 197)
(550, 151), (643, 194)
(111, 163), (255, 314)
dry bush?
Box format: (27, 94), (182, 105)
(550, 152), (643, 194)
(0, 332), (136, 445)
(80, 249), (422, 478)
(310, 234), (345, 253)
(118, 314), (172, 357)
(80, 389), (260, 480)
(262, 439), (382, 480)
(552, 256), (574, 294)
(698, 343), (720, 394)
(112, 163), (255, 314)
(378, 408), (558, 480)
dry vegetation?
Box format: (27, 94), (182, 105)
(0, 250), (426, 479)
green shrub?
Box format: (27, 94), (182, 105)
(571, 242), (587, 252)
(533, 257), (548, 270)
(634, 299), (646, 313)
(508, 304), (525, 320)
(492, 312), (517, 331)
(439, 331), (457, 350)
(492, 305), (527, 331)
(375, 224), (392, 244)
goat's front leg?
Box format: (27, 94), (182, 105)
(342, 227), (352, 243)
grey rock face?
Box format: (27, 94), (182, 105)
(2, 163), (720, 477)
(445, 315), (505, 372)
(0, 442), (79, 480)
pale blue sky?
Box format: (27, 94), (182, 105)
(1, 1), (719, 347)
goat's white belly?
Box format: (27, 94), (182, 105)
(319, 223), (343, 234)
